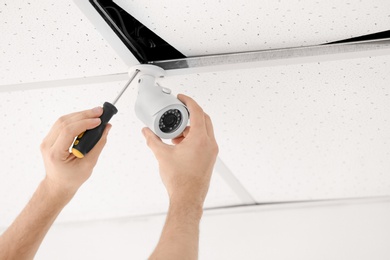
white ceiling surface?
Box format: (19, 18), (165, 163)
(0, 1), (129, 85)
(2, 54), (389, 227)
(33, 199), (390, 259)
(159, 54), (390, 202)
(115, 0), (390, 56)
(1, 1), (390, 226)
(2, 1), (390, 86)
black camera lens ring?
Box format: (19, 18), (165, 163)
(159, 109), (183, 133)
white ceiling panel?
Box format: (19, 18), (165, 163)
(2, 1), (389, 85)
(159, 54), (390, 202)
(0, 1), (129, 85)
(115, 0), (390, 56)
(0, 80), (241, 227)
(1, 0), (390, 228)
(31, 198), (390, 259)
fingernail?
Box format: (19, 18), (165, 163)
(93, 106), (102, 113)
(93, 118), (101, 124)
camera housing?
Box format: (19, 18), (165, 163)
(132, 65), (189, 139)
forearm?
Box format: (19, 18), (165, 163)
(0, 178), (74, 260)
(149, 201), (203, 260)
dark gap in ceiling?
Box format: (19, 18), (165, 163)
(90, 0), (186, 63)
(326, 30), (390, 44)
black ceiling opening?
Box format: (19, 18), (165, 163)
(90, 0), (186, 63)
(327, 30), (390, 44)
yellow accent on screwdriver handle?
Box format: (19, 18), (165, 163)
(72, 148), (85, 159)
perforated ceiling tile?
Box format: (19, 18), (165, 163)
(0, 1), (130, 85)
(0, 80), (241, 227)
(115, 0), (390, 56)
(159, 54), (390, 202)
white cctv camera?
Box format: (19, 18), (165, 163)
(130, 65), (189, 139)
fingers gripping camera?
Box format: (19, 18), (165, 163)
(132, 65), (189, 139)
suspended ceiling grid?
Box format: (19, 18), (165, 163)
(0, 0), (390, 227)
(2, 1), (390, 85)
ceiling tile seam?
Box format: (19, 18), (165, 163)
(0, 73), (129, 93)
(215, 157), (257, 205)
(204, 196), (390, 217)
(3, 39), (389, 92)
(72, 0), (139, 68)
(24, 196), (390, 229)
(2, 195), (387, 230)
(162, 48), (390, 77)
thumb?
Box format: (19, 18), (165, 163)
(142, 127), (168, 157)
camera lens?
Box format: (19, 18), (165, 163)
(159, 109), (182, 133)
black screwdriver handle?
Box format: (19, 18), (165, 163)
(72, 102), (118, 158)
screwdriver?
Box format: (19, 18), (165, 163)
(71, 69), (140, 158)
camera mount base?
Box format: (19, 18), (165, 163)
(128, 64), (166, 79)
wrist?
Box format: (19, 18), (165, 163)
(169, 197), (204, 221)
(42, 177), (77, 204)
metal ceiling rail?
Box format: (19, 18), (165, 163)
(0, 73), (129, 93)
(151, 38), (390, 76)
(214, 157), (257, 205)
(1, 38), (389, 92)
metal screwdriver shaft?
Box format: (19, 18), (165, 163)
(112, 69), (140, 105)
(71, 69), (141, 158)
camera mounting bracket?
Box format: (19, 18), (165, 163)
(129, 64), (166, 80)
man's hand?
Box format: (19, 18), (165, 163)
(142, 94), (218, 207)
(0, 107), (111, 260)
(40, 106), (111, 196)
(143, 94), (219, 259)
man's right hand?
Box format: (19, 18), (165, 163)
(142, 94), (219, 208)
